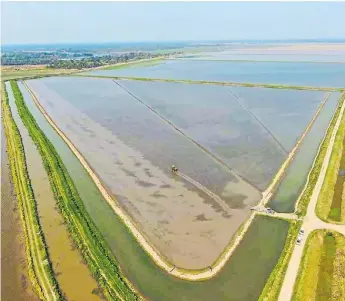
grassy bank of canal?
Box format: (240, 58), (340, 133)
(7, 82), (103, 301)
(2, 82), (63, 301)
(11, 80), (141, 300)
(1, 108), (39, 301)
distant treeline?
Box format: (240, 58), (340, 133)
(1, 50), (179, 69)
(48, 52), (168, 69)
(1, 51), (94, 65)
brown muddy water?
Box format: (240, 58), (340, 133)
(24, 78), (261, 269)
(6, 82), (102, 301)
(1, 118), (39, 301)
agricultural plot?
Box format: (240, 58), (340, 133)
(82, 59), (345, 88)
(17, 80), (292, 300)
(23, 75), (337, 268)
(117, 79), (328, 189)
(293, 230), (345, 301)
(23, 78), (261, 269)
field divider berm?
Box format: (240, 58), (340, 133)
(2, 82), (63, 301)
(73, 73), (344, 92)
(20, 77), (325, 282)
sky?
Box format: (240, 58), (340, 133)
(2, 1), (345, 45)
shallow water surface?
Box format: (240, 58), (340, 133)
(82, 60), (345, 88)
(23, 78), (261, 268)
(269, 92), (341, 212)
(117, 79), (327, 187)
(18, 80), (291, 300)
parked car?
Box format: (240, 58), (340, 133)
(299, 228), (305, 236)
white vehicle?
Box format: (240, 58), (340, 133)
(299, 228), (305, 236)
(296, 234), (304, 245)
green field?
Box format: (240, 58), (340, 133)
(1, 67), (77, 81)
(293, 230), (345, 301)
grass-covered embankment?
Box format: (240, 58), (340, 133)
(99, 57), (164, 70)
(292, 230), (345, 301)
(316, 97), (345, 223)
(75, 74), (344, 92)
(296, 93), (345, 216)
(10, 80), (141, 301)
(1, 66), (77, 81)
(258, 220), (302, 301)
(2, 82), (63, 301)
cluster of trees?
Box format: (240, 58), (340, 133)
(2, 49), (181, 69)
(2, 52), (57, 65)
(47, 52), (166, 69)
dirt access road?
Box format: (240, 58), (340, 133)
(278, 96), (345, 301)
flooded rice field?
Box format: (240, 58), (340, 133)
(6, 82), (102, 301)
(179, 54), (345, 62)
(117, 79), (327, 188)
(1, 118), (39, 301)
(18, 80), (290, 300)
(269, 92), (341, 212)
(82, 59), (345, 88)
(23, 78), (261, 268)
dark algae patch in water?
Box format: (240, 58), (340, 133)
(19, 80), (290, 300)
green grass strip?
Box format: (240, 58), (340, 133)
(328, 136), (345, 222)
(293, 230), (345, 301)
(259, 220), (302, 301)
(2, 82), (64, 301)
(315, 232), (337, 300)
(74, 74), (344, 92)
(10, 80), (141, 301)
(296, 93), (345, 216)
